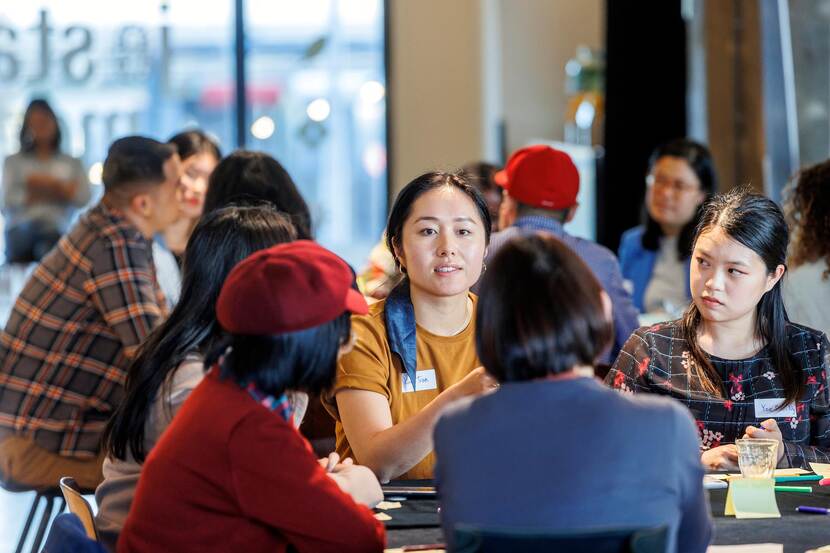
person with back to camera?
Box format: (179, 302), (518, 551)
(435, 232), (712, 553)
(618, 139), (717, 316)
(119, 240), (385, 553)
(202, 150), (313, 239)
(783, 159), (830, 337)
(95, 205), (297, 551)
(480, 144), (639, 364)
(607, 189), (830, 471)
(323, 172), (498, 483)
(2, 98), (90, 262)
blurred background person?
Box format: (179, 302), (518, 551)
(461, 161), (502, 232)
(1, 99), (90, 263)
(153, 130), (222, 307)
(484, 145), (638, 365)
(784, 159), (830, 336)
(618, 139), (716, 316)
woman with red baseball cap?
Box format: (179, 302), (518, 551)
(119, 241), (385, 553)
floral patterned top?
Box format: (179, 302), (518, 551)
(605, 320), (830, 469)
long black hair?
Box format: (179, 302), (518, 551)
(20, 98), (61, 154)
(642, 138), (717, 260)
(681, 189), (800, 404)
(203, 150), (313, 240)
(102, 206), (297, 462)
(385, 171), (492, 273)
(205, 313), (352, 398)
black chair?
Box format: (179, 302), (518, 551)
(2, 482), (66, 553)
(453, 524), (668, 553)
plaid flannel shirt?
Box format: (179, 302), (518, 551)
(0, 202), (167, 457)
(606, 320), (830, 469)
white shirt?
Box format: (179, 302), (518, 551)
(784, 260), (830, 337)
(643, 235), (689, 315)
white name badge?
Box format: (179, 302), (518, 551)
(402, 369), (438, 393)
(754, 398), (797, 419)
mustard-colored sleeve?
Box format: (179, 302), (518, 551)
(323, 313), (392, 422)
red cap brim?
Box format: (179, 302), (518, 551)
(345, 288), (369, 315)
(494, 170), (509, 188)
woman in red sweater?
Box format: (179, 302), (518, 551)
(119, 240), (385, 553)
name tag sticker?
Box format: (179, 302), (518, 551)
(402, 369), (438, 393)
(754, 398), (797, 419)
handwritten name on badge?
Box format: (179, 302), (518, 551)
(754, 398), (797, 419)
(402, 369), (438, 393)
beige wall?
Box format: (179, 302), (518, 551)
(499, 0), (603, 152)
(387, 0), (487, 196)
(388, 0), (604, 196)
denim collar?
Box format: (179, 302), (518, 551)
(384, 279), (418, 389)
(513, 215), (567, 237)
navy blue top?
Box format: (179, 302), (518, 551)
(479, 216), (639, 363)
(434, 377), (712, 553)
(618, 225), (691, 313)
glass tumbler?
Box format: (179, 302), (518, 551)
(735, 438), (778, 479)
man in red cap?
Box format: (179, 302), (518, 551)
(481, 144), (638, 364)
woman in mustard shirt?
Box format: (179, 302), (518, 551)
(325, 172), (497, 482)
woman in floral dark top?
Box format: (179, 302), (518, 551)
(607, 189), (830, 470)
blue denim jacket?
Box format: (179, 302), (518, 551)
(618, 225), (691, 313)
(384, 279), (419, 390)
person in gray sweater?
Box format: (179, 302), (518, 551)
(2, 99), (90, 262)
(434, 233), (712, 553)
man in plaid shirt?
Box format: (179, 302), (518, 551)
(0, 136), (181, 490)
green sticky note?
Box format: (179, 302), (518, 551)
(725, 477), (781, 519)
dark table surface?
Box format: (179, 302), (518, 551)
(383, 480), (830, 552)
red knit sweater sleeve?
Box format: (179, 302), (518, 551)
(228, 410), (386, 553)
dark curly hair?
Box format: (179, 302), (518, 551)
(785, 159), (830, 280)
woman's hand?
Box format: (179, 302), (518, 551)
(326, 462), (383, 508)
(445, 366), (499, 400)
(701, 444), (739, 471)
(744, 418), (786, 464)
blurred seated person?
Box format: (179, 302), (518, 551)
(324, 172), (497, 482)
(481, 144), (638, 364)
(608, 190), (830, 471)
(119, 241), (385, 553)
(0, 136), (179, 490)
(152, 130), (221, 307)
(461, 161), (502, 232)
(783, 159), (830, 337)
(434, 233), (712, 553)
(618, 139), (716, 316)
(96, 206), (296, 552)
(2, 99), (90, 263)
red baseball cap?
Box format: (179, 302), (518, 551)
(216, 240), (368, 335)
(494, 145), (579, 209)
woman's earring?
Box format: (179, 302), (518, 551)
(481, 262), (487, 274)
